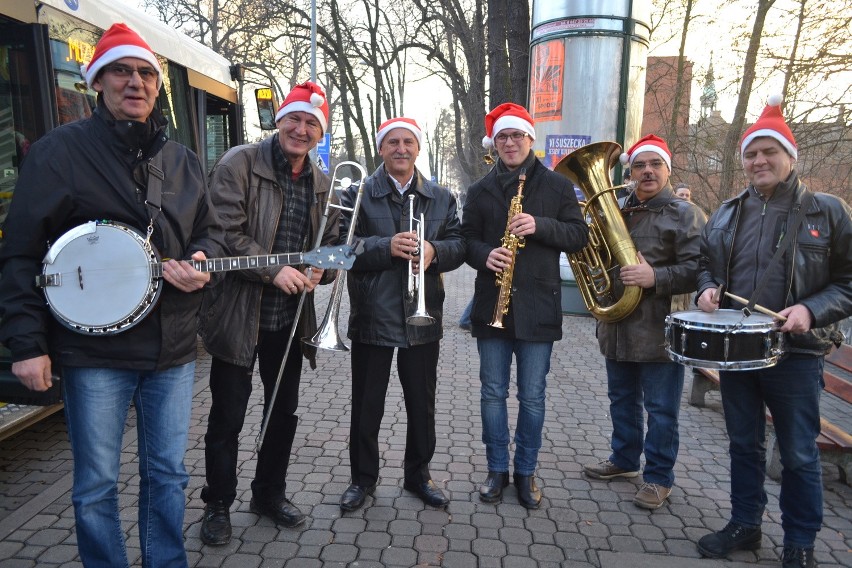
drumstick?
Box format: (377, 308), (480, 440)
(724, 291), (788, 322)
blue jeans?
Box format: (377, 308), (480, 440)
(720, 355), (823, 548)
(478, 338), (553, 475)
(459, 298), (473, 327)
(63, 364), (194, 568)
(605, 359), (684, 487)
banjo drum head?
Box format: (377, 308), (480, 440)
(42, 222), (161, 334)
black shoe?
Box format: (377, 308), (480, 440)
(781, 546), (816, 568)
(479, 471), (509, 503)
(339, 483), (375, 512)
(403, 479), (449, 508)
(696, 522), (762, 558)
(249, 495), (306, 528)
(513, 473), (542, 509)
(200, 501), (231, 545)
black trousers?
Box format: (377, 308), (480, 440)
(202, 328), (303, 506)
(349, 340), (440, 487)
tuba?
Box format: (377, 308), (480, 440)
(554, 142), (641, 323)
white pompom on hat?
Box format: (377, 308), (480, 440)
(375, 117), (422, 151)
(275, 81), (330, 134)
(81, 23), (163, 89)
(482, 102), (536, 149)
(619, 134), (672, 170)
(740, 94), (797, 159)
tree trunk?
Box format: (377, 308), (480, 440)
(487, 0), (510, 106)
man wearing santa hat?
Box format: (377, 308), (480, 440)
(462, 103), (588, 509)
(582, 134), (705, 510)
(0, 23), (224, 567)
(198, 81), (340, 543)
(337, 117), (465, 512)
(695, 96), (852, 568)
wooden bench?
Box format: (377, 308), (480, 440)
(689, 343), (852, 485)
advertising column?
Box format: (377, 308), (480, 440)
(529, 0), (651, 170)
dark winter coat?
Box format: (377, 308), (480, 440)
(342, 166), (465, 347)
(462, 155), (588, 342)
(0, 108), (224, 370)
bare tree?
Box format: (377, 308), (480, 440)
(411, 0), (489, 189)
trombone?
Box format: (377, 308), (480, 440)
(257, 161), (366, 451)
(302, 161), (367, 352)
(406, 194), (435, 326)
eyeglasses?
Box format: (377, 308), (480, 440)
(494, 132), (529, 144)
(631, 159), (666, 170)
(103, 63), (159, 84)
(283, 114), (322, 134)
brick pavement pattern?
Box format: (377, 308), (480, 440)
(0, 265), (850, 567)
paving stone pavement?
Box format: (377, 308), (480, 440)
(0, 264), (850, 567)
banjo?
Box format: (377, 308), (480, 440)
(36, 220), (357, 335)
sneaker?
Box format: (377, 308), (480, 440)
(583, 459), (639, 480)
(696, 521), (762, 558)
(633, 482), (671, 509)
(781, 546), (816, 568)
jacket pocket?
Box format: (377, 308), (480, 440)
(535, 277), (562, 328)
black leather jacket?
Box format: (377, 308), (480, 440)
(341, 166), (465, 347)
(697, 172), (852, 354)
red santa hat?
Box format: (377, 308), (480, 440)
(376, 117), (422, 150)
(82, 23), (163, 89)
(619, 134), (672, 170)
(740, 94), (797, 160)
(482, 103), (536, 149)
(275, 81), (330, 134)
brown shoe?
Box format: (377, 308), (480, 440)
(583, 459), (639, 480)
(633, 482), (672, 509)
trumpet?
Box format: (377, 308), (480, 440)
(303, 161), (368, 351)
(406, 194), (435, 326)
(257, 160), (366, 450)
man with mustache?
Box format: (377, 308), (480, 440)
(583, 134), (705, 510)
(338, 117), (465, 512)
(197, 82), (340, 544)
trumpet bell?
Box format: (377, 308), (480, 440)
(407, 313), (436, 326)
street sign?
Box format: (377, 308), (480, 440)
(316, 133), (331, 173)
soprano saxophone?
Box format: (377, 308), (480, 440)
(489, 169), (527, 328)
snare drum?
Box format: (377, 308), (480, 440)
(665, 309), (785, 371)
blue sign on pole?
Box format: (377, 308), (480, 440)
(316, 133), (331, 173)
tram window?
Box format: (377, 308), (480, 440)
(205, 94), (231, 172)
(0, 39), (39, 227)
(49, 38), (95, 126)
(159, 63), (196, 152)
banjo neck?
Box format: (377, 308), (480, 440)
(152, 252), (309, 277)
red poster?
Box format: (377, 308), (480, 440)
(530, 41), (564, 121)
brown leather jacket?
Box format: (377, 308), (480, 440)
(596, 185), (706, 362)
(199, 135), (337, 368)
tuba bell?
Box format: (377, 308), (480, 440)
(554, 141), (642, 323)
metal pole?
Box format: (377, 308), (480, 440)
(309, 0), (318, 164)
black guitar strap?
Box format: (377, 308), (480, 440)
(745, 184), (813, 315)
(143, 152), (164, 245)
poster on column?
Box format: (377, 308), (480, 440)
(544, 134), (591, 170)
(530, 40), (565, 121)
